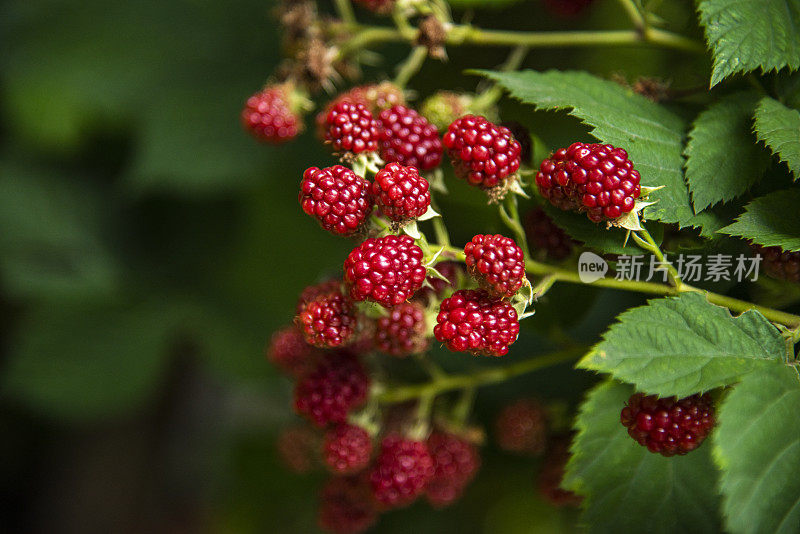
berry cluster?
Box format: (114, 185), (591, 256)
(536, 142), (641, 222)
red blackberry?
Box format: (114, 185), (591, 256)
(378, 105), (443, 171)
(524, 208), (575, 261)
(297, 279), (344, 314)
(319, 475), (379, 534)
(324, 101), (381, 155)
(494, 398), (548, 455)
(316, 83), (405, 139)
(353, 0), (394, 14)
(752, 244), (800, 282)
(374, 302), (430, 357)
(414, 260), (463, 305)
(620, 392), (715, 456)
(433, 289), (520, 357)
(538, 435), (582, 507)
(371, 162), (431, 223)
(425, 431), (481, 508)
(241, 85), (302, 144)
(344, 235), (427, 308)
(277, 424), (320, 474)
(294, 351), (370, 427)
(266, 325), (319, 377)
(300, 165), (373, 236)
(536, 142), (641, 223)
(464, 234), (526, 299)
(295, 289), (357, 348)
(500, 121), (532, 165)
(323, 424), (373, 475)
(370, 434), (435, 507)
(442, 115), (522, 192)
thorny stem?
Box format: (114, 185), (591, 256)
(394, 45), (429, 89)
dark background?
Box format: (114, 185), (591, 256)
(0, 0), (705, 532)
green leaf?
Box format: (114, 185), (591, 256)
(713, 364), (800, 534)
(564, 380), (722, 534)
(698, 0), (800, 87)
(684, 92), (768, 212)
(753, 96), (800, 179)
(579, 293), (785, 397)
(475, 70), (697, 228)
(3, 301), (178, 420)
(719, 189), (800, 251)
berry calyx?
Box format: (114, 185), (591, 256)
(295, 289), (358, 348)
(464, 234), (526, 299)
(294, 352), (370, 427)
(752, 244), (800, 282)
(266, 325), (319, 377)
(299, 165), (374, 236)
(524, 208), (576, 261)
(425, 431), (481, 508)
(536, 142), (641, 223)
(442, 115), (522, 195)
(374, 301), (430, 357)
(370, 434), (435, 508)
(378, 105), (443, 171)
(318, 475), (379, 534)
(371, 162), (431, 223)
(344, 235), (427, 308)
(494, 398), (548, 455)
(434, 289), (520, 357)
(620, 392), (715, 456)
(414, 260), (464, 305)
(323, 424), (373, 475)
(324, 101), (381, 155)
(241, 84), (303, 144)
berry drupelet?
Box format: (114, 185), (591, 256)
(295, 289), (357, 348)
(494, 398), (548, 455)
(300, 166), (373, 236)
(324, 101), (381, 155)
(443, 115), (522, 192)
(620, 392), (715, 456)
(294, 351), (370, 427)
(378, 105), (443, 171)
(371, 162), (431, 223)
(323, 424), (373, 475)
(524, 208), (576, 261)
(241, 85), (302, 143)
(536, 142), (641, 223)
(374, 301), (430, 357)
(464, 234), (526, 299)
(344, 234), (427, 308)
(425, 431), (481, 508)
(370, 434), (435, 507)
(434, 289), (520, 357)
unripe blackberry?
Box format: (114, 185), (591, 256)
(370, 434), (435, 508)
(500, 121), (532, 165)
(300, 165), (373, 236)
(294, 352), (370, 427)
(620, 392), (715, 456)
(277, 423), (321, 474)
(536, 142), (641, 222)
(414, 260), (464, 305)
(434, 289), (520, 357)
(495, 398), (548, 455)
(420, 91), (499, 132)
(241, 85), (302, 143)
(318, 475), (379, 534)
(295, 290), (357, 348)
(344, 235), (427, 308)
(464, 234), (526, 299)
(374, 302), (430, 357)
(538, 435), (582, 507)
(324, 101), (381, 155)
(297, 279), (344, 314)
(378, 105), (443, 171)
(323, 424), (373, 475)
(443, 115), (522, 192)
(752, 244), (800, 282)
(371, 162), (431, 223)
(425, 431), (481, 508)
(524, 208), (575, 261)
(266, 325), (319, 377)
(353, 0), (395, 14)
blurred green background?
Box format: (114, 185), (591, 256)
(0, 0), (706, 532)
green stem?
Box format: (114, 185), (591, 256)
(334, 0), (357, 26)
(429, 197), (451, 247)
(376, 346), (584, 403)
(500, 194), (531, 259)
(470, 45), (529, 112)
(617, 0), (646, 30)
(632, 227), (681, 287)
(394, 45), (428, 89)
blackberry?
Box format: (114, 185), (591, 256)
(241, 85), (302, 143)
(752, 244), (800, 282)
(374, 301), (430, 357)
(524, 208), (575, 261)
(294, 351), (370, 427)
(324, 101), (381, 155)
(295, 289), (357, 348)
(464, 234), (526, 299)
(266, 325), (319, 377)
(378, 105), (443, 171)
(370, 434), (435, 507)
(434, 289), (520, 357)
(425, 431), (481, 508)
(300, 165), (373, 236)
(323, 424), (373, 475)
(371, 162), (431, 223)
